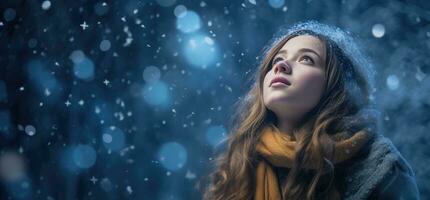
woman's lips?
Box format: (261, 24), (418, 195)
(270, 76), (291, 87)
(271, 82), (289, 87)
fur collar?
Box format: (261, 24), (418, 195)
(341, 133), (414, 199)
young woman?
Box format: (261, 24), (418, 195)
(202, 21), (420, 200)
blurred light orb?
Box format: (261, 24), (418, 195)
(69, 51), (95, 80)
(26, 60), (61, 98)
(73, 57), (95, 80)
(99, 40), (111, 51)
(102, 127), (125, 151)
(69, 50), (94, 80)
(386, 74), (399, 90)
(174, 5), (187, 18)
(28, 38), (37, 48)
(184, 35), (218, 68)
(142, 81), (169, 106)
(157, 142), (187, 171)
(0, 152), (26, 182)
(102, 133), (113, 144)
(143, 66), (161, 83)
(24, 125), (36, 136)
(41, 1), (51, 10)
(176, 10), (201, 33)
(372, 24), (385, 38)
(268, 0), (285, 8)
(156, 0), (176, 7)
(206, 125), (227, 147)
(3, 8), (16, 22)
(72, 144), (97, 169)
(69, 50), (85, 64)
(100, 178), (113, 192)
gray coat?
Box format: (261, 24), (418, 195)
(274, 133), (420, 199)
(341, 133), (420, 200)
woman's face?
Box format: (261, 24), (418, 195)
(263, 35), (327, 123)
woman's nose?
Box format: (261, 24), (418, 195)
(274, 61), (292, 74)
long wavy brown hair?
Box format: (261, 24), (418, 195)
(200, 22), (379, 200)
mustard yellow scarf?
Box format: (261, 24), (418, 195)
(254, 125), (374, 200)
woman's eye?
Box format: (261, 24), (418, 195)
(299, 56), (314, 64)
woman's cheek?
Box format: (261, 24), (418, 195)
(295, 70), (325, 96)
(264, 72), (273, 88)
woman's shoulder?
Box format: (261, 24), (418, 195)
(340, 133), (420, 200)
(366, 134), (420, 199)
(369, 159), (420, 200)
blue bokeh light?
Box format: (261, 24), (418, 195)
(386, 74), (399, 90)
(183, 34), (218, 68)
(142, 80), (170, 107)
(73, 57), (95, 80)
(143, 65), (161, 83)
(102, 127), (126, 151)
(100, 178), (113, 192)
(176, 10), (201, 33)
(268, 0), (285, 8)
(157, 142), (187, 171)
(72, 144), (97, 169)
(3, 8), (16, 22)
(174, 5), (187, 17)
(205, 125), (227, 147)
(26, 60), (61, 100)
(99, 40), (111, 51)
(27, 60), (58, 90)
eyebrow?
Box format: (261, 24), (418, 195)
(277, 48), (322, 60)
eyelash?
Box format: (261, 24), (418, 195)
(299, 56), (314, 64)
(272, 55), (315, 66)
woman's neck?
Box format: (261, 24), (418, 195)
(276, 119), (297, 140)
